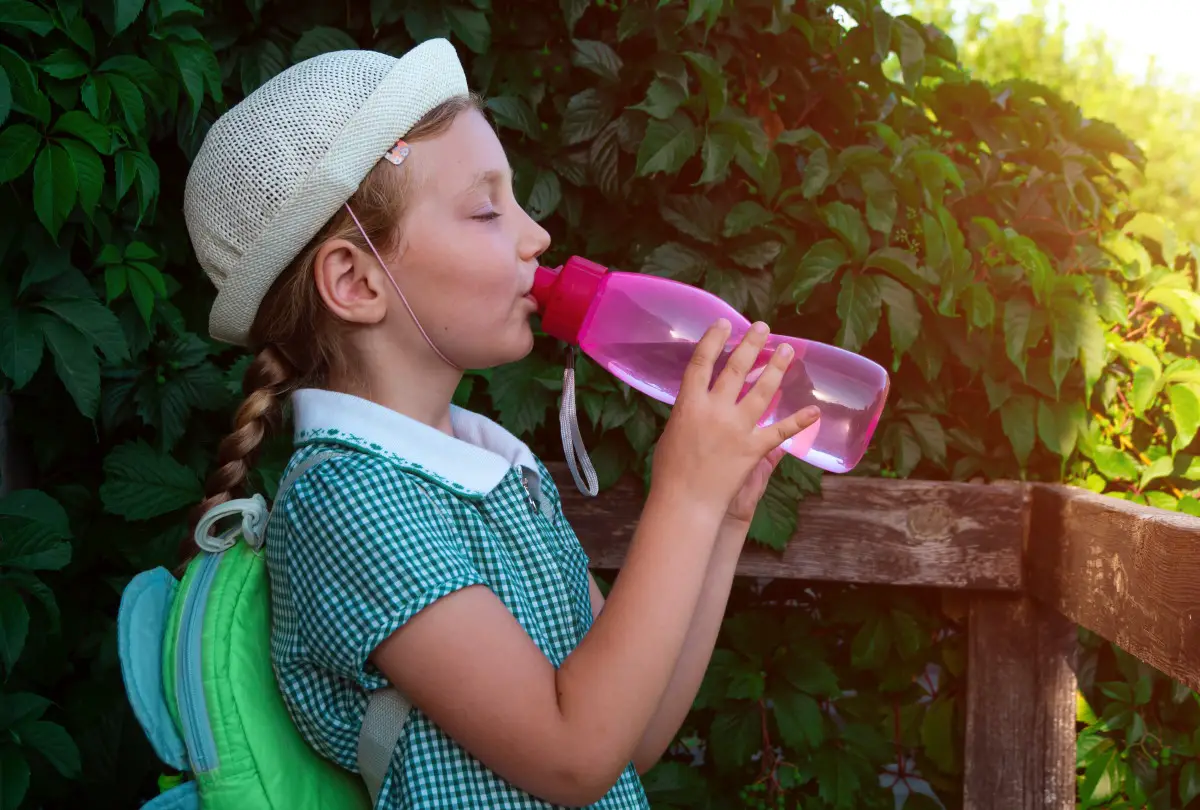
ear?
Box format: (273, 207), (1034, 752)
(312, 238), (388, 327)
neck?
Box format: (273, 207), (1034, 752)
(329, 334), (463, 437)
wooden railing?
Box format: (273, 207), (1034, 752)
(553, 465), (1200, 809)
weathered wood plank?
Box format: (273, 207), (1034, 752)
(549, 464), (1026, 590)
(964, 595), (1077, 810)
(1027, 483), (1200, 692)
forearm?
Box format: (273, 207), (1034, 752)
(554, 486), (723, 789)
(631, 518), (748, 772)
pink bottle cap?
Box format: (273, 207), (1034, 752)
(532, 256), (609, 345)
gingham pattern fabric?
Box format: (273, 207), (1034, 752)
(266, 389), (649, 809)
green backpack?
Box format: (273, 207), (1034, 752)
(118, 450), (411, 809)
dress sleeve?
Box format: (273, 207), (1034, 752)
(279, 453), (487, 686)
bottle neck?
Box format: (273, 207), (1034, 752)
(533, 257), (608, 345)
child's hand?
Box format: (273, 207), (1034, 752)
(723, 446), (787, 528)
(651, 319), (820, 521)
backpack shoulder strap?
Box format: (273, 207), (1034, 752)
(358, 688), (412, 805)
(271, 448), (413, 804)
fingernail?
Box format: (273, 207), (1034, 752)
(715, 318), (731, 331)
(752, 321), (768, 335)
(778, 344), (794, 359)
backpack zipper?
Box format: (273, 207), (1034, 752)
(176, 550), (223, 773)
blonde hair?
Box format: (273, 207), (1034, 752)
(185, 92), (485, 558)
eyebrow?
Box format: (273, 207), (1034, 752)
(464, 167), (511, 195)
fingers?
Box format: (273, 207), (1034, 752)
(759, 405), (821, 454)
(739, 341), (794, 417)
(681, 318), (732, 398)
(713, 322), (770, 399)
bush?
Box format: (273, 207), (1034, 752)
(0, 0), (1197, 807)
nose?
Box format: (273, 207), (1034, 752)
(519, 210), (552, 264)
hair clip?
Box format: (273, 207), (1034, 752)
(384, 138), (411, 166)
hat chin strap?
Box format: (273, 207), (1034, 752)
(343, 202), (461, 371)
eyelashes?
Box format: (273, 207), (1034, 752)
(472, 211), (501, 222)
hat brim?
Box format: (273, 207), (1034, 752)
(208, 39), (468, 347)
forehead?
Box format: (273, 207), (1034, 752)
(408, 108), (508, 188)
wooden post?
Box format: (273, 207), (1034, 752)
(964, 595), (1078, 808)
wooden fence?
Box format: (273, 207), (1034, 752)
(552, 464), (1200, 808)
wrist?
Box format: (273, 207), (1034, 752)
(718, 516), (751, 542)
(645, 483), (726, 533)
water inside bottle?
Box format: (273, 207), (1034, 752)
(585, 338), (886, 473)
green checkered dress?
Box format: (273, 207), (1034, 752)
(266, 388), (650, 809)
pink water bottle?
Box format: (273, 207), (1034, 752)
(532, 256), (890, 474)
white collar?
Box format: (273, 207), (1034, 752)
(291, 388), (542, 501)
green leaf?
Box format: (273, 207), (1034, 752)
(851, 616), (890, 669)
(802, 148), (832, 199)
(920, 697), (956, 773)
(863, 246), (936, 288)
(1080, 745), (1123, 806)
(57, 139), (103, 219)
(114, 0), (148, 33)
(921, 209), (946, 271)
(790, 240), (848, 305)
(635, 113), (698, 178)
(965, 284), (996, 329)
(485, 96), (539, 140)
(560, 89), (612, 145)
(1182, 761), (1200, 806)
(0, 1), (54, 35)
(1000, 394), (1036, 466)
(682, 51), (725, 118)
(37, 48), (87, 80)
(292, 26), (358, 63)
(709, 707), (760, 772)
(1037, 399), (1083, 458)
(0, 304), (42, 390)
(0, 70), (9, 129)
(1140, 455), (1175, 490)
(631, 78), (684, 121)
(37, 299), (128, 362)
(0, 46), (48, 125)
(32, 144), (76, 240)
(15, 722), (79, 778)
(659, 195), (720, 244)
(0, 590), (28, 673)
(748, 476), (799, 551)
(561, 0), (588, 31)
(1114, 340), (1162, 378)
(487, 358), (555, 438)
(1169, 384), (1200, 450)
(0, 573), (57, 630)
(723, 201), (773, 238)
(106, 73), (145, 135)
(100, 440), (202, 520)
(642, 242), (707, 283)
(0, 746), (29, 810)
(876, 276), (921, 356)
(446, 7), (490, 53)
(730, 241), (781, 270)
(0, 124), (40, 184)
(571, 39), (622, 83)
(1132, 365), (1161, 416)
(1093, 445), (1139, 481)
(38, 316), (97, 418)
(698, 129), (736, 185)
(52, 111), (110, 154)
(821, 202), (870, 262)
(0, 694), (49, 730)
(169, 42), (219, 123)
(525, 169), (560, 222)
(835, 272), (881, 352)
(773, 687), (824, 749)
(894, 18), (926, 88)
(860, 169), (896, 236)
(1004, 298), (1032, 378)
(905, 413), (945, 467)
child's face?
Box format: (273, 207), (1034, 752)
(389, 108), (552, 370)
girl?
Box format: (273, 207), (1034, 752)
(184, 40), (819, 809)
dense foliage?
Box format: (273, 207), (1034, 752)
(0, 0), (1197, 807)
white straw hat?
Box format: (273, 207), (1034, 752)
(184, 39), (469, 346)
